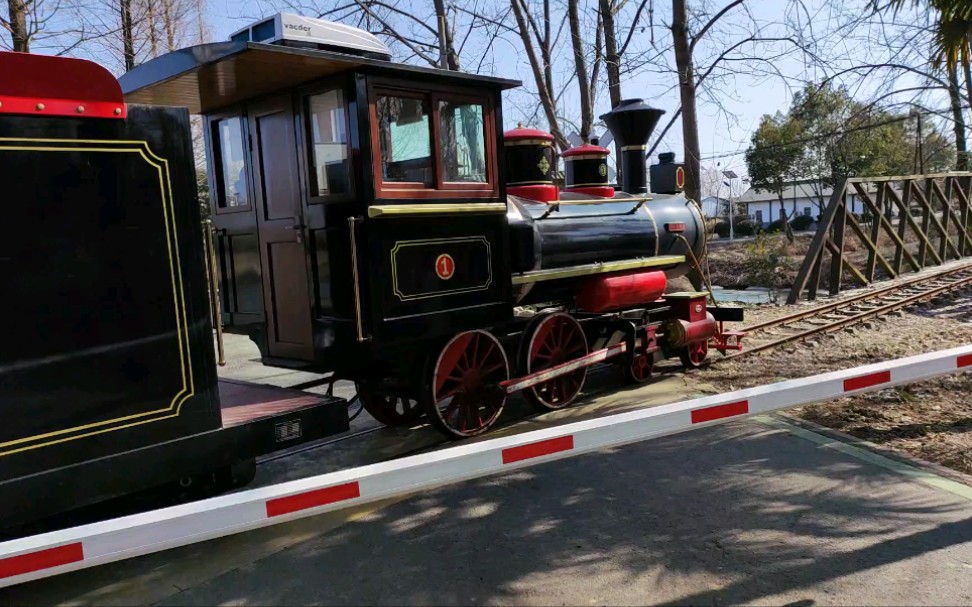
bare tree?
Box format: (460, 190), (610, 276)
(568, 0), (596, 141)
(3, 0), (94, 54)
(5, 0), (28, 50)
(510, 0), (570, 150)
(119, 0), (135, 69)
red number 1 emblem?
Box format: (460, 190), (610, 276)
(435, 253), (455, 280)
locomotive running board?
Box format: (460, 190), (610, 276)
(500, 342), (628, 393)
(3, 345), (972, 587)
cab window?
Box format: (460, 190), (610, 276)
(375, 94), (433, 186)
(306, 88), (352, 199)
(371, 84), (495, 198)
(212, 116), (249, 210)
(438, 100), (486, 183)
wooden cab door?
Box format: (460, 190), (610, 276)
(248, 96), (314, 361)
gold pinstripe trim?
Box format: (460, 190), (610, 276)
(0, 138), (194, 457)
(391, 236), (493, 301)
(504, 139), (554, 147)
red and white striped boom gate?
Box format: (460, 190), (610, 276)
(3, 345), (972, 587)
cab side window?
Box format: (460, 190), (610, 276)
(306, 88), (352, 199)
(211, 116), (249, 210)
(375, 93), (433, 186)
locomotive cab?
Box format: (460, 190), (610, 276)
(121, 15), (519, 375)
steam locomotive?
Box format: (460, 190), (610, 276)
(0, 13), (742, 529)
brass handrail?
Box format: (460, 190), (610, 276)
(348, 215), (369, 342)
(202, 219), (226, 366)
(538, 196), (652, 219)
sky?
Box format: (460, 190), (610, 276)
(11, 0), (941, 199)
(194, 0), (861, 199)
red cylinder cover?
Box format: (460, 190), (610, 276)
(509, 183), (560, 203)
(575, 270), (667, 313)
(564, 186), (616, 198)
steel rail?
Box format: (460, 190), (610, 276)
(741, 261), (972, 334)
(724, 265), (972, 360)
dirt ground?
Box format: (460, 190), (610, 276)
(706, 225), (938, 292)
(693, 290), (972, 475)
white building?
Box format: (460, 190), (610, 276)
(700, 196), (727, 219)
(737, 180), (869, 227)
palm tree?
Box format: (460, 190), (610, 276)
(878, 0), (971, 70)
(876, 1), (972, 169)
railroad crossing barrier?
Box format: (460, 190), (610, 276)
(3, 344), (972, 587)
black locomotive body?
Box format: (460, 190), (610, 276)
(116, 21), (743, 439)
(0, 13), (743, 529)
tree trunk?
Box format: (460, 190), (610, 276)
(599, 0), (622, 180)
(162, 0), (176, 50)
(433, 0), (459, 70)
(777, 191), (794, 243)
(146, 0), (159, 57)
(671, 0), (701, 203)
(542, 0), (552, 99)
(964, 59), (972, 113)
(568, 0), (592, 141)
(6, 0), (28, 52)
(511, 0), (569, 151)
(120, 0), (136, 71)
(599, 0), (621, 108)
(195, 0), (205, 42)
(948, 63), (969, 170)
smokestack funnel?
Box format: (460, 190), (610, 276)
(600, 99), (665, 194)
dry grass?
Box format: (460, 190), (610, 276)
(694, 294), (972, 475)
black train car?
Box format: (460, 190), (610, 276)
(121, 14), (743, 440)
(0, 51), (348, 531)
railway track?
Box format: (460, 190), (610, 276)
(724, 262), (972, 360)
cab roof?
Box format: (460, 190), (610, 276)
(119, 41), (521, 114)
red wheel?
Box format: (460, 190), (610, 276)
(679, 340), (709, 369)
(356, 382), (423, 427)
(424, 330), (510, 439)
(624, 353), (655, 383)
(520, 312), (588, 410)
(622, 328), (657, 384)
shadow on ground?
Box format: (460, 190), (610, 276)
(147, 422), (972, 606)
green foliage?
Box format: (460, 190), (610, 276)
(713, 218), (757, 238)
(744, 113), (802, 200)
(766, 219), (785, 233)
(743, 234), (790, 299)
(733, 219), (757, 237)
(877, 0), (972, 70)
(790, 214), (814, 231)
(744, 82), (956, 205)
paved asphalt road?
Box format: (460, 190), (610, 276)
(5, 334), (972, 605)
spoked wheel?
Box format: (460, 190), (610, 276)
(621, 327), (657, 385)
(679, 340), (710, 369)
(356, 382), (424, 427)
(424, 330), (510, 439)
(624, 352), (655, 384)
(520, 312), (588, 410)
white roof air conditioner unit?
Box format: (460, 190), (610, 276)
(229, 13), (392, 60)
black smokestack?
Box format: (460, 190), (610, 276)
(600, 99), (666, 194)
